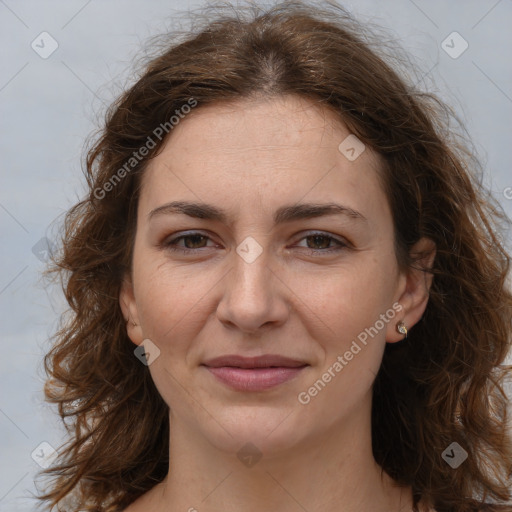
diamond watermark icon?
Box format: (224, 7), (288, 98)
(442, 441), (468, 469)
(338, 134), (365, 161)
(134, 338), (161, 366)
(31, 441), (58, 469)
(237, 442), (262, 468)
(32, 237), (55, 262)
(236, 236), (263, 264)
(441, 32), (468, 59)
(31, 31), (59, 59)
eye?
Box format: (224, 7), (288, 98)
(292, 232), (349, 255)
(163, 231), (217, 254)
(161, 230), (349, 256)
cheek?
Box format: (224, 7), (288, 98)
(298, 255), (397, 340)
(136, 265), (211, 342)
(133, 263), (214, 400)
(296, 265), (395, 415)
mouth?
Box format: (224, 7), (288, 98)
(201, 354), (309, 391)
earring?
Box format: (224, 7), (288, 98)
(131, 321), (137, 327)
(396, 320), (408, 339)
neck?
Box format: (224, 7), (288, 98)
(147, 395), (412, 512)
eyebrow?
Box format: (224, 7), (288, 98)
(148, 200), (367, 225)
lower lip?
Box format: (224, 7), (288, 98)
(204, 366), (307, 391)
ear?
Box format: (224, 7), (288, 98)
(386, 237), (436, 343)
(119, 274), (144, 347)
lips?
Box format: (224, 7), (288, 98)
(201, 354), (309, 391)
(202, 354), (308, 369)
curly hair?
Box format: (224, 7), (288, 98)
(38, 1), (512, 511)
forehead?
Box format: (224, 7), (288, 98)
(152, 94), (354, 161)
(139, 95), (389, 225)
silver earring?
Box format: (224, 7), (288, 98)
(396, 320), (408, 339)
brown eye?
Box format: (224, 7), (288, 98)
(305, 234), (334, 249)
(163, 232), (216, 253)
(179, 234), (209, 249)
(294, 232), (348, 254)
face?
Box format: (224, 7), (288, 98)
(120, 94), (415, 458)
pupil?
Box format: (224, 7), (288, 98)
(308, 235), (329, 249)
(185, 235), (206, 248)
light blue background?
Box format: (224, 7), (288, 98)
(1, 1), (511, 509)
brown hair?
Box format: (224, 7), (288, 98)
(39, 1), (512, 510)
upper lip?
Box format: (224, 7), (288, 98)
(202, 354), (308, 369)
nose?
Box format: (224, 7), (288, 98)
(216, 244), (289, 334)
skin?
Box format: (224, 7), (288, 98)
(120, 94), (435, 512)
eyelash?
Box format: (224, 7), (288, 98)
(162, 231), (349, 256)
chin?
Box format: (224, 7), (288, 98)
(197, 404), (310, 459)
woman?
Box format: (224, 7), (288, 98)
(39, 1), (512, 511)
